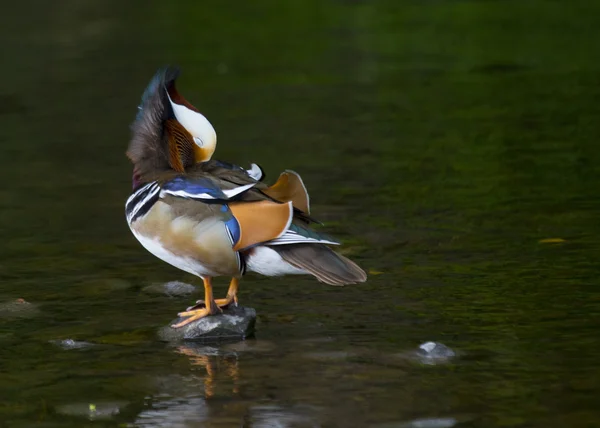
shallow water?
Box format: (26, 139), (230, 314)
(2, 1), (600, 427)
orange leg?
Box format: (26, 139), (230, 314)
(172, 277), (220, 328)
(189, 277), (240, 310)
(219, 277), (240, 307)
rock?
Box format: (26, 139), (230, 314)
(415, 341), (456, 364)
(403, 418), (457, 428)
(0, 298), (39, 318)
(50, 339), (95, 350)
(142, 281), (197, 297)
(372, 417), (457, 428)
(56, 401), (125, 420)
(158, 305), (256, 343)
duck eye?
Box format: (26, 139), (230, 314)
(193, 137), (204, 147)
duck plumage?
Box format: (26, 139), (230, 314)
(125, 67), (366, 327)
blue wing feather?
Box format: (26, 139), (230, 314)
(160, 176), (256, 201)
(162, 176), (228, 199)
(222, 205), (241, 246)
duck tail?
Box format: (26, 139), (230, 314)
(272, 244), (367, 286)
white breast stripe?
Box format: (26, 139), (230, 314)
(126, 182), (160, 224)
(125, 182), (152, 207)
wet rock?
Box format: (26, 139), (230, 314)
(50, 339), (95, 350)
(56, 401), (125, 420)
(416, 341), (456, 364)
(404, 418), (457, 428)
(142, 281), (197, 297)
(158, 305), (256, 343)
(372, 417), (457, 428)
(0, 298), (39, 318)
(385, 342), (456, 367)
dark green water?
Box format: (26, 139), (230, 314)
(1, 1), (600, 426)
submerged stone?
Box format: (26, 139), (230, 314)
(50, 339), (95, 350)
(56, 401), (125, 420)
(142, 281), (197, 297)
(0, 298), (39, 318)
(158, 305), (256, 343)
(416, 341), (456, 364)
(372, 417), (457, 428)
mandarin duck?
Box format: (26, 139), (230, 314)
(125, 67), (367, 328)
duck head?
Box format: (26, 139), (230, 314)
(165, 78), (217, 163)
(127, 66), (217, 188)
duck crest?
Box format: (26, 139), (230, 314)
(126, 66), (181, 182)
(127, 66), (219, 183)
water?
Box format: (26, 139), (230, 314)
(1, 0), (600, 426)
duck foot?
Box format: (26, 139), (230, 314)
(187, 294), (238, 311)
(172, 304), (222, 328)
(172, 277), (221, 328)
(187, 277), (239, 311)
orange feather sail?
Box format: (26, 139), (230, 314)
(229, 201), (293, 251)
(263, 171), (311, 214)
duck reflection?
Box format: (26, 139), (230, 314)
(176, 343), (241, 398)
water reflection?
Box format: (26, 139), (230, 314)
(134, 341), (326, 427)
(176, 344), (241, 398)
(134, 394), (209, 427)
(244, 404), (321, 428)
(126, 337), (461, 427)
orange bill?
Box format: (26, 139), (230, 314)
(263, 170), (310, 214)
(229, 201), (293, 251)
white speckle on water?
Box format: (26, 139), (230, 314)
(372, 417), (457, 428)
(415, 342), (456, 365)
(50, 339), (95, 350)
(420, 341), (437, 353)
